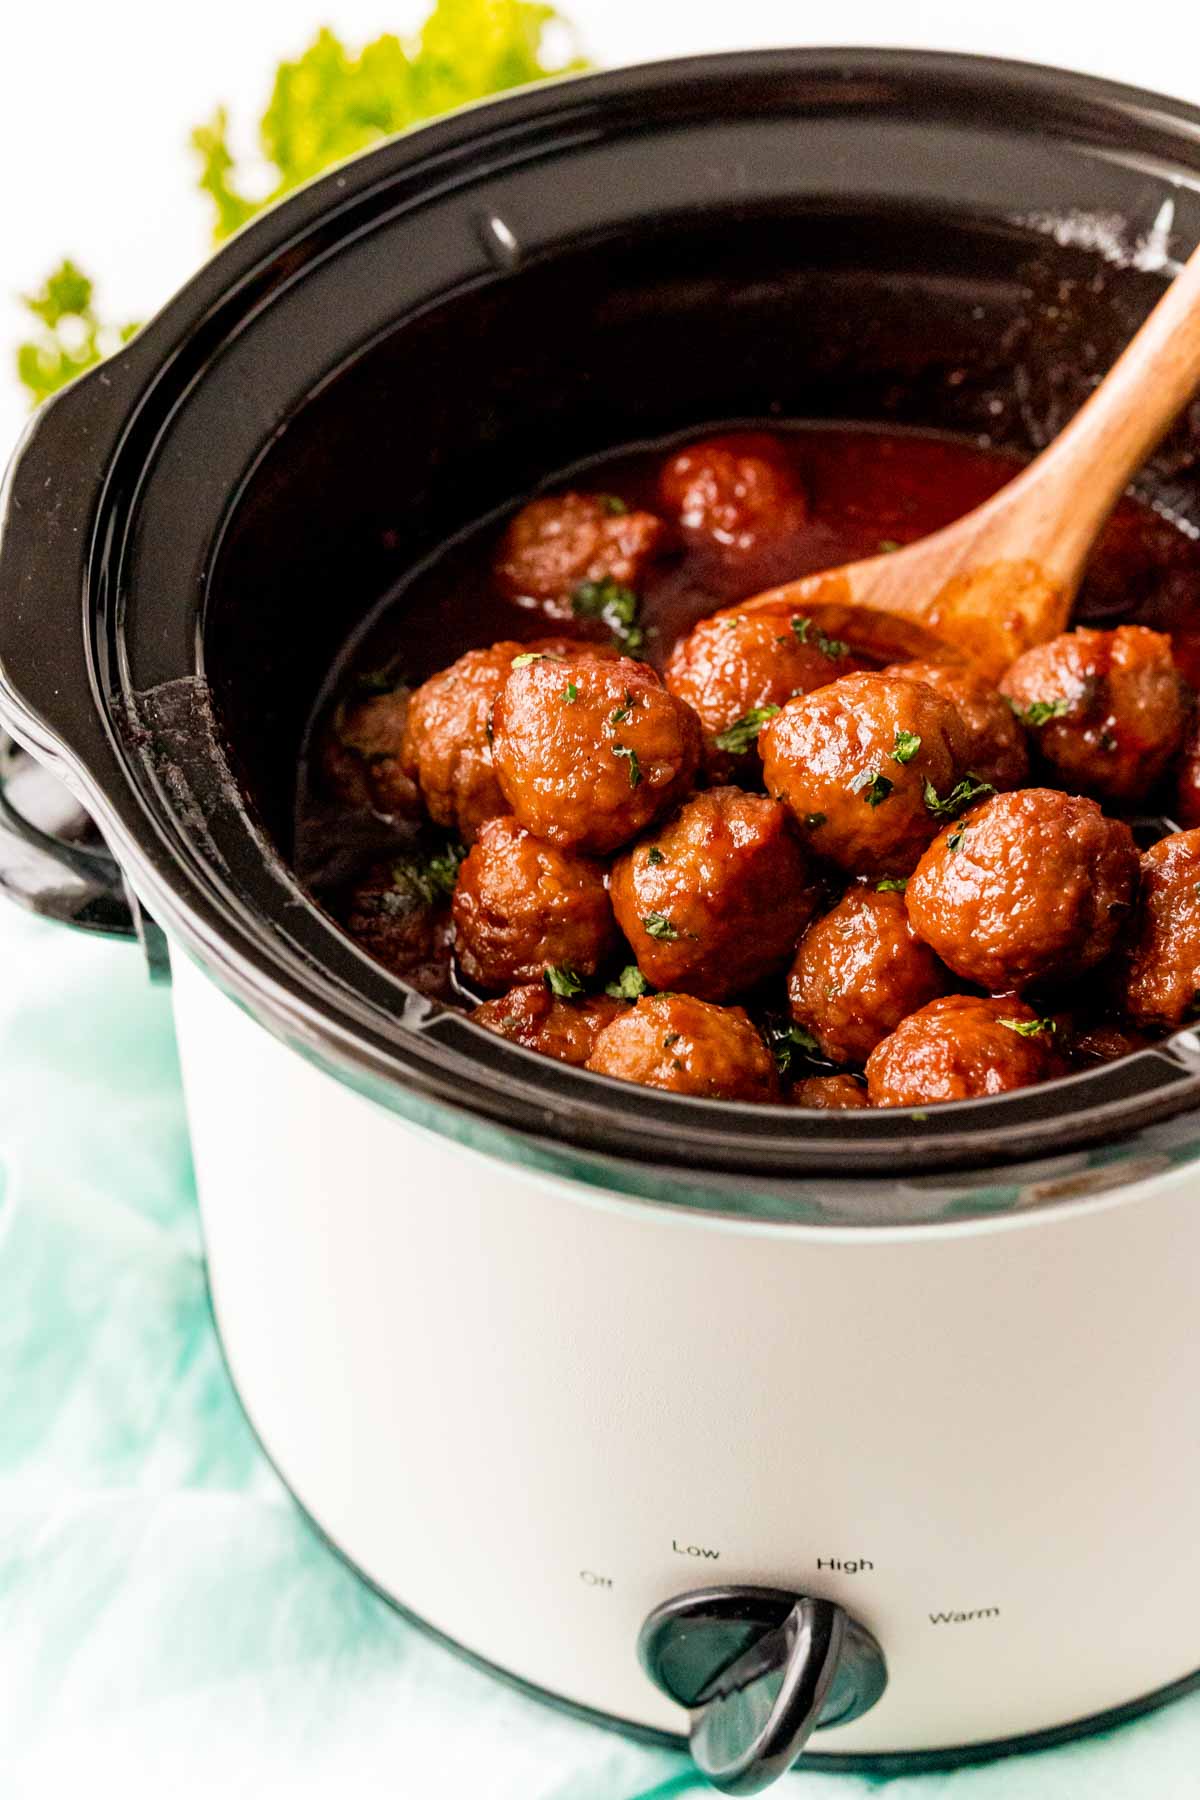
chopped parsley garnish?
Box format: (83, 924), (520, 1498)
(850, 769), (894, 807)
(511, 650), (562, 668)
(922, 773), (994, 819)
(610, 691), (635, 725)
(612, 743), (641, 787)
(605, 964), (651, 1000)
(642, 913), (679, 941)
(892, 729), (922, 765)
(572, 577), (645, 652)
(999, 1015), (1056, 1040)
(354, 662), (406, 697)
(562, 681), (579, 704)
(805, 812), (827, 829)
(388, 840), (466, 909)
(544, 965), (585, 1000)
(792, 615), (849, 660)
(876, 876), (908, 893)
(715, 705), (781, 755)
(663, 1032), (681, 1049)
(1014, 695), (1072, 727)
(768, 1022), (822, 1075)
(878, 538), (902, 554)
(600, 494), (628, 516)
(946, 825), (966, 853)
(646, 847), (665, 865)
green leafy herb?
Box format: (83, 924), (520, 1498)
(605, 963), (651, 1000)
(663, 1032), (681, 1049)
(511, 650), (560, 668)
(805, 812), (827, 829)
(612, 743), (641, 787)
(999, 1015), (1056, 1040)
(850, 769), (894, 807)
(922, 773), (995, 819)
(714, 704), (781, 755)
(877, 538), (902, 554)
(609, 691), (635, 725)
(768, 1022), (822, 1076)
(646, 847), (665, 865)
(15, 260), (139, 408)
(545, 965), (585, 999)
(1014, 696), (1072, 727)
(389, 839), (466, 908)
(561, 681), (578, 704)
(946, 825), (966, 853)
(792, 615), (848, 660)
(876, 876), (908, 893)
(600, 494), (628, 515)
(572, 577), (644, 651)
(892, 729), (922, 765)
(642, 912), (678, 941)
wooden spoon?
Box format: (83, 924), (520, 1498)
(742, 240), (1200, 678)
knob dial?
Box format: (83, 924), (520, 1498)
(638, 1585), (887, 1794)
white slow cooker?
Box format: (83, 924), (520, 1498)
(3, 50), (1200, 1790)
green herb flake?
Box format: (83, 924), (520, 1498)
(561, 681), (578, 705)
(600, 494), (628, 516)
(663, 1032), (681, 1049)
(642, 913), (679, 941)
(769, 1022), (822, 1076)
(572, 577), (644, 652)
(1015, 696), (1072, 727)
(791, 615), (848, 660)
(714, 704), (781, 756)
(646, 847), (665, 865)
(892, 728), (922, 765)
(878, 538), (902, 554)
(612, 743), (641, 787)
(999, 1015), (1056, 1040)
(923, 773), (995, 819)
(850, 769), (894, 807)
(544, 965), (585, 1000)
(609, 690), (635, 725)
(511, 650), (559, 668)
(876, 876), (908, 893)
(605, 964), (651, 1001)
(946, 825), (966, 853)
(390, 839), (466, 908)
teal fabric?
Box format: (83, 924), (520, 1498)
(2, 903), (1199, 1797)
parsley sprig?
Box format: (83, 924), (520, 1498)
(999, 1015), (1056, 1040)
(572, 578), (645, 652)
(606, 964), (651, 1000)
(715, 705), (781, 755)
(792, 616), (849, 660)
(545, 966), (585, 999)
(923, 774), (995, 819)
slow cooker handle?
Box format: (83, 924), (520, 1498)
(639, 1585), (886, 1792)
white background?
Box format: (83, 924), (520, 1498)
(3, 0), (1200, 462)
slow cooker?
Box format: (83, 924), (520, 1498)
(4, 48), (1200, 1791)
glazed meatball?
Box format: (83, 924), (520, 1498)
(451, 814), (615, 992)
(399, 641), (525, 843)
(494, 492), (666, 613)
(760, 671), (982, 877)
(472, 983), (626, 1066)
(906, 788), (1138, 991)
(492, 654), (702, 854)
(321, 684), (421, 815)
(1119, 828), (1200, 1029)
(610, 789), (821, 1002)
(342, 856), (455, 995)
(665, 603), (859, 780)
(1000, 626), (1189, 803)
(866, 996), (1063, 1107)
(659, 433), (807, 556)
(787, 886), (950, 1065)
(884, 659), (1029, 792)
(586, 992), (778, 1101)
(789, 1074), (871, 1110)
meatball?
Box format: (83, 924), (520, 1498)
(451, 815), (615, 992)
(321, 684), (421, 815)
(494, 492), (666, 612)
(665, 603), (860, 780)
(760, 671), (982, 877)
(1174, 710), (1200, 828)
(610, 789), (821, 1002)
(659, 433), (807, 556)
(906, 788), (1138, 991)
(586, 992), (778, 1102)
(789, 1074), (871, 1110)
(399, 641), (525, 843)
(787, 886), (950, 1065)
(884, 659), (1029, 792)
(492, 654), (702, 854)
(1000, 626), (1189, 803)
(866, 996), (1063, 1108)
(1119, 828), (1200, 1029)
(472, 983), (626, 1066)
(342, 856), (455, 995)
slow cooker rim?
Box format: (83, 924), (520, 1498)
(5, 45), (1200, 1208)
